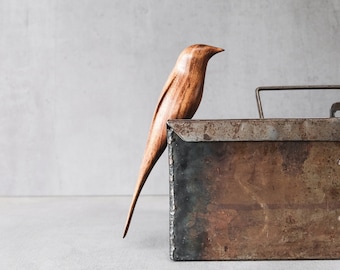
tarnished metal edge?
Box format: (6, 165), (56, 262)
(167, 118), (340, 142)
(167, 124), (176, 260)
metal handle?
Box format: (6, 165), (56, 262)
(330, 102), (340, 118)
(255, 85), (340, 119)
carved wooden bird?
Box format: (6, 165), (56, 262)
(123, 44), (224, 238)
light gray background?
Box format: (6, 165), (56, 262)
(1, 2), (340, 269)
(1, 0), (340, 196)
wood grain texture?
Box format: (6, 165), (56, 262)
(123, 44), (224, 237)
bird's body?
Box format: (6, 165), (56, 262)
(123, 44), (224, 238)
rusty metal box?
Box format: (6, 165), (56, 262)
(167, 117), (340, 260)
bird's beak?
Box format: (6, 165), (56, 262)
(211, 46), (224, 55)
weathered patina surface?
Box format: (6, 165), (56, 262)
(168, 119), (340, 260)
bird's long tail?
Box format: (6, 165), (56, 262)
(123, 137), (167, 238)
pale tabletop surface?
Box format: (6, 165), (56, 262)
(0, 196), (338, 270)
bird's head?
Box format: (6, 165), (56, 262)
(175, 44), (224, 74)
(187, 44), (224, 57)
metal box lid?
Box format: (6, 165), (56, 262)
(168, 118), (340, 142)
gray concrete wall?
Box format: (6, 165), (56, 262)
(1, 0), (339, 195)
